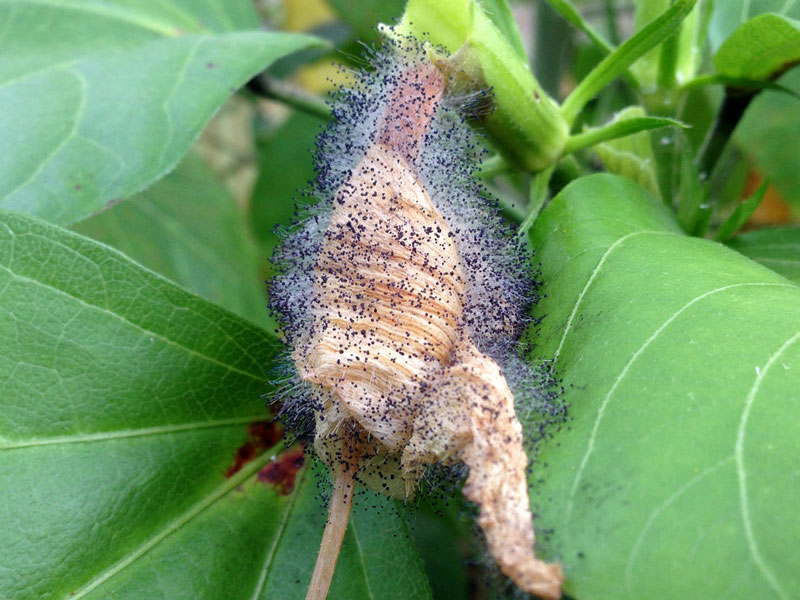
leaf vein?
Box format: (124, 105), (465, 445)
(0, 415), (271, 450)
(735, 329), (800, 599)
(624, 456), (734, 591)
(249, 470), (305, 600)
(0, 264), (265, 383)
(2, 0), (193, 37)
(565, 282), (796, 528)
(553, 230), (670, 365)
(350, 517), (376, 600)
(67, 449), (273, 599)
(2, 68), (87, 201)
(155, 38), (204, 168)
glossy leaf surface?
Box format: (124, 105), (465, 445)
(714, 13), (800, 80)
(728, 226), (800, 285)
(528, 175), (800, 600)
(74, 154), (269, 328)
(709, 0), (800, 53)
(0, 210), (431, 600)
(0, 0), (322, 225)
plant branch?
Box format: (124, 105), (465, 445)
(519, 165), (555, 235)
(248, 74), (332, 120)
(479, 155), (512, 179)
(563, 116), (685, 155)
(694, 89), (754, 181)
(682, 74), (800, 100)
(542, 0), (615, 55)
(560, 0), (697, 125)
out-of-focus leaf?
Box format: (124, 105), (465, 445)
(403, 496), (473, 600)
(327, 0), (406, 42)
(250, 111), (321, 268)
(677, 141), (710, 234)
(528, 174), (800, 599)
(478, 0), (528, 60)
(714, 180), (769, 241)
(0, 209), (431, 600)
(593, 107), (660, 196)
(73, 154), (269, 328)
(714, 13), (800, 81)
(630, 0), (705, 92)
(737, 68), (800, 205)
(709, 0), (800, 53)
(0, 0), (323, 225)
(728, 226), (800, 284)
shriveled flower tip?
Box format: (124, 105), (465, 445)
(270, 40), (563, 600)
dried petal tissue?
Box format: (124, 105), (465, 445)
(269, 39), (564, 600)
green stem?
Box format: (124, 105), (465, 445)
(479, 155), (512, 179)
(535, 0), (572, 99)
(518, 165), (555, 234)
(248, 74), (331, 120)
(694, 89), (754, 181)
(604, 0), (621, 46)
(563, 116), (684, 155)
(560, 0), (697, 125)
(657, 30), (679, 90)
(543, 0), (615, 55)
(682, 74), (800, 100)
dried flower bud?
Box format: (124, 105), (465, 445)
(270, 39), (563, 600)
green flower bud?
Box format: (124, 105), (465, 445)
(387, 0), (569, 171)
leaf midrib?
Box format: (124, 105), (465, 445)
(67, 447), (276, 599)
(735, 329), (800, 599)
(1, 0), (203, 38)
(0, 264), (267, 382)
(0, 415), (272, 450)
(564, 281), (798, 532)
(249, 469), (305, 600)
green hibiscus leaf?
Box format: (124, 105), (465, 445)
(714, 13), (800, 81)
(592, 107), (661, 197)
(527, 174), (800, 599)
(0, 0), (324, 225)
(249, 111), (321, 268)
(728, 226), (800, 285)
(736, 68), (800, 207)
(0, 210), (430, 599)
(709, 0), (800, 53)
(73, 153), (270, 329)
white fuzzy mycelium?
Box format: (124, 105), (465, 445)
(269, 39), (564, 600)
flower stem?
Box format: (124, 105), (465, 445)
(305, 449), (359, 600)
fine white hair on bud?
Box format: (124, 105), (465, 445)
(269, 36), (564, 600)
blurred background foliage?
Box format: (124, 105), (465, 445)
(185, 0), (800, 306)
(75, 1), (800, 597)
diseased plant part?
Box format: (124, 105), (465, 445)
(269, 39), (564, 600)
